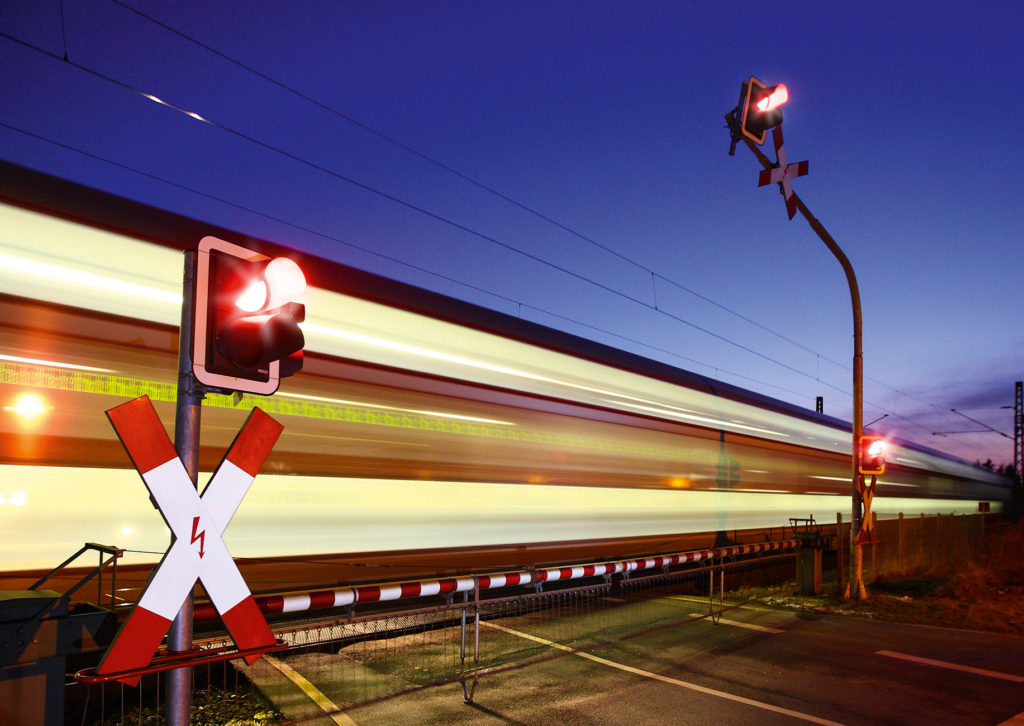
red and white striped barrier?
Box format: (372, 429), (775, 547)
(194, 539), (798, 622)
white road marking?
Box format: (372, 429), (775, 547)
(876, 650), (1024, 683)
(666, 594), (775, 611)
(663, 598), (790, 630)
(666, 597), (786, 633)
(483, 621), (845, 726)
(264, 655), (358, 725)
(689, 613), (785, 633)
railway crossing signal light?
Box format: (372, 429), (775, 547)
(193, 236), (306, 395)
(858, 435), (887, 476)
(739, 76), (788, 145)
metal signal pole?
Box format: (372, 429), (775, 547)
(168, 250), (203, 726)
(726, 123), (869, 599)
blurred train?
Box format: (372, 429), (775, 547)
(0, 162), (1012, 589)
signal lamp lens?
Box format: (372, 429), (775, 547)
(264, 258), (306, 309)
(757, 84), (789, 112)
(235, 281), (268, 312)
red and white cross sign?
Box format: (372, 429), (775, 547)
(757, 126), (808, 220)
(97, 396), (282, 685)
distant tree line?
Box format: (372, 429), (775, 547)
(975, 459), (1018, 480)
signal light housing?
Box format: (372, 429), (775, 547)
(858, 435), (887, 476)
(192, 236), (306, 395)
(739, 76), (788, 145)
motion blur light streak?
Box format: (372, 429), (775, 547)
(0, 179), (1011, 582)
(281, 392), (516, 426)
(0, 354), (115, 373)
(0, 202), (826, 446)
(0, 466), (991, 572)
(0, 359), (529, 441)
(604, 398), (787, 437)
(0, 251), (183, 305)
(0, 202), (182, 326)
(302, 321), (550, 381)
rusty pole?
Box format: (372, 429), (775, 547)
(727, 123), (868, 599)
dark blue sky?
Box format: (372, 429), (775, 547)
(1, 1), (1021, 466)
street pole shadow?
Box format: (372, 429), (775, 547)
(465, 702), (533, 726)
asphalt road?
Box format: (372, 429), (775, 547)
(257, 597), (1024, 726)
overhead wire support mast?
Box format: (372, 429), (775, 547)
(1015, 381), (1023, 517)
(725, 90), (870, 600)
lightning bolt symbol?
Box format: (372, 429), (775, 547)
(190, 515), (206, 559)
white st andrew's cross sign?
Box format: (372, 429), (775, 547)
(757, 126), (808, 219)
(97, 396), (281, 685)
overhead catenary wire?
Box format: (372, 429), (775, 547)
(0, 30), (821, 386)
(0, 118), (811, 403)
(3, 117), (978, 457)
(105, 1), (987, 438)
(112, 0), (827, 362)
(0, 25), (1003, 461)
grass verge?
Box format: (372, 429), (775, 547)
(738, 523), (1024, 635)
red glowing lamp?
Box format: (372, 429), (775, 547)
(739, 76), (789, 145)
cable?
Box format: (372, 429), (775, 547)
(116, 0), (985, 437)
(0, 29), (826, 387)
(0, 29), (1006, 460)
(110, 0), (836, 363)
(0, 118), (1001, 460)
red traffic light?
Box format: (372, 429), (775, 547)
(193, 237), (306, 395)
(739, 76), (789, 145)
(235, 258), (306, 312)
(858, 435), (887, 476)
(757, 83), (788, 112)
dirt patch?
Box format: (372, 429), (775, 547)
(739, 524), (1024, 635)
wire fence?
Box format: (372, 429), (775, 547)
(65, 512), (999, 725)
(824, 511), (992, 594)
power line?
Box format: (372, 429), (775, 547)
(112, 0), (977, 430)
(0, 27), (1004, 459)
(0, 119), (769, 392)
(14, 114), (973, 457)
(0, 120), (999, 459)
(110, 0), (832, 361)
(0, 29), (826, 387)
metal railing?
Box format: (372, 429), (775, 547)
(65, 512), (1002, 724)
(24, 542), (123, 622)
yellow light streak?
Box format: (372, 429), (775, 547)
(0, 202), (1007, 491)
(0, 465), (995, 571)
(280, 392), (515, 426)
(0, 252), (181, 304)
(604, 399), (787, 437)
(0, 360), (692, 461)
(303, 322), (562, 384)
(0, 354), (114, 373)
